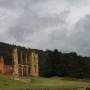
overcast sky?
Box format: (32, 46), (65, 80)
(0, 0), (90, 56)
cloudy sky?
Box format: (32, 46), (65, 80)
(0, 0), (90, 56)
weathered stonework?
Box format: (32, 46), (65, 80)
(0, 56), (4, 73)
(0, 56), (12, 74)
(30, 52), (39, 77)
(0, 47), (39, 78)
(12, 48), (19, 79)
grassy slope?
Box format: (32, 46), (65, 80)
(0, 74), (90, 90)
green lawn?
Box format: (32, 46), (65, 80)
(0, 74), (90, 90)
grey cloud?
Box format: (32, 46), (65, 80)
(68, 15), (90, 56)
(8, 9), (69, 42)
(0, 0), (90, 56)
(0, 0), (47, 9)
(43, 14), (90, 56)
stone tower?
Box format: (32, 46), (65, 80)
(12, 48), (19, 79)
(30, 52), (39, 77)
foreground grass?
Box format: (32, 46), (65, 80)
(0, 74), (90, 90)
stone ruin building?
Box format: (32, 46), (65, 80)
(0, 48), (39, 78)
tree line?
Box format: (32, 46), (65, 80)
(0, 42), (90, 79)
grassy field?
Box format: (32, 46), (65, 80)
(0, 74), (90, 90)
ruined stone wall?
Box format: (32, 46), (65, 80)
(12, 48), (39, 77)
(35, 53), (39, 76)
(0, 48), (39, 77)
(0, 56), (4, 73)
(0, 56), (12, 74)
(30, 52), (39, 77)
(12, 48), (19, 78)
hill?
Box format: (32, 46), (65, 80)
(0, 42), (90, 79)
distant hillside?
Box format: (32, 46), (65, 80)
(0, 42), (90, 79)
